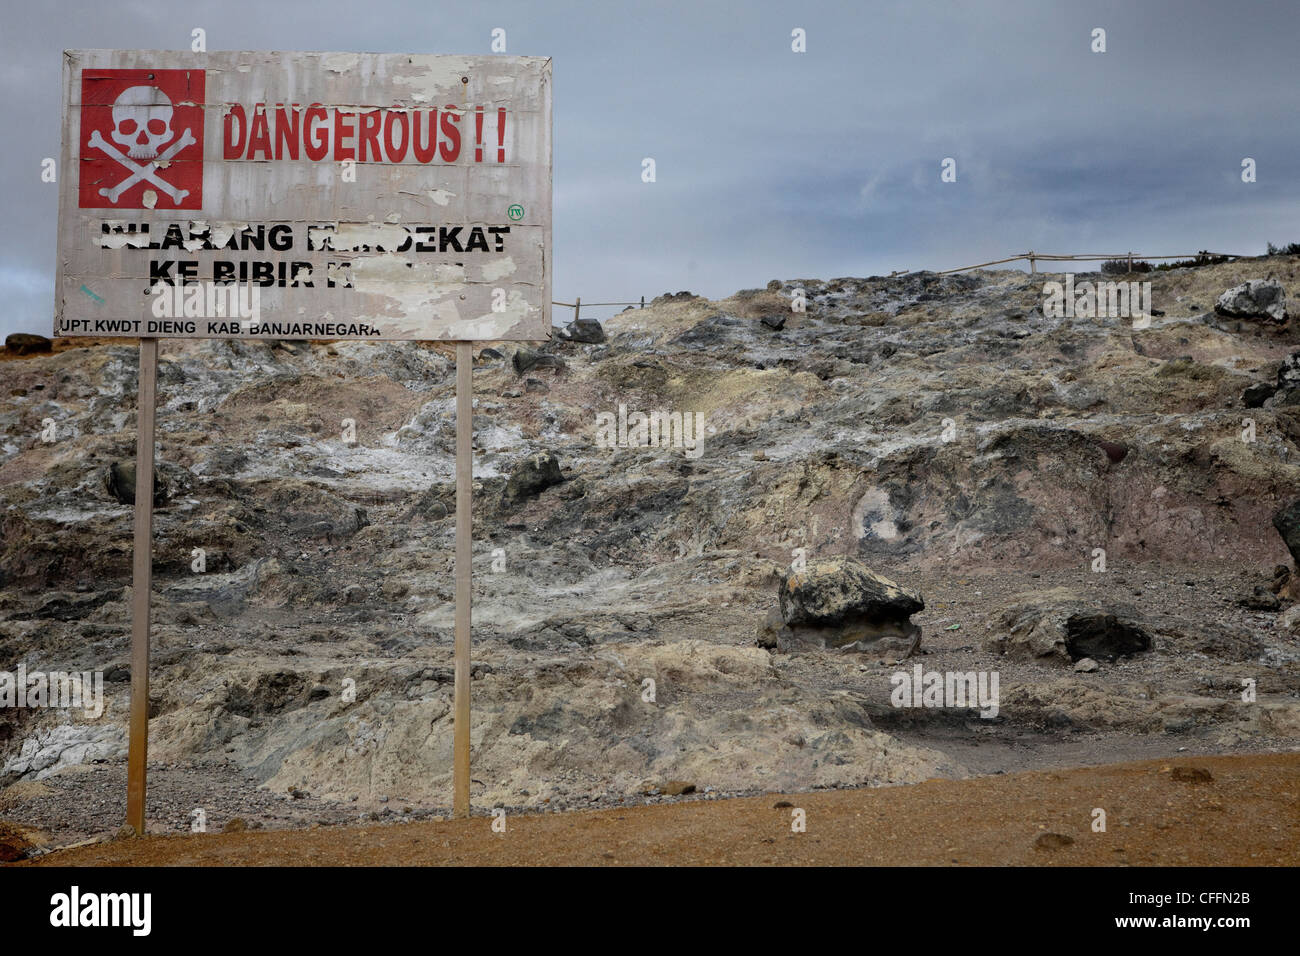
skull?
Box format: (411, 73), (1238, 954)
(109, 86), (175, 160)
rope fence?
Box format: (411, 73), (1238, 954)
(932, 250), (1246, 276)
(551, 249), (1253, 321)
(551, 296), (647, 322)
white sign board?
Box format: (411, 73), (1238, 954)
(55, 50), (552, 341)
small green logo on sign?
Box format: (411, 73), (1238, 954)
(507, 204), (524, 221)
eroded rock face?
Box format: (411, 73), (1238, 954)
(1215, 279), (1287, 322)
(783, 617), (921, 657)
(4, 258), (1300, 831)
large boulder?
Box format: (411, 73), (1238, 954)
(985, 593), (1152, 664)
(1215, 279), (1287, 322)
(558, 317), (606, 344)
(5, 333), (52, 355)
(777, 557), (924, 655)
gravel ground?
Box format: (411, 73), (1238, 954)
(12, 752), (1298, 866)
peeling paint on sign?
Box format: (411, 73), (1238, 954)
(55, 50), (552, 342)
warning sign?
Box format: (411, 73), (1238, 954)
(56, 50), (552, 341)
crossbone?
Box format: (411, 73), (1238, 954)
(89, 128), (196, 204)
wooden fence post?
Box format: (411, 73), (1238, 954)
(452, 341), (472, 819)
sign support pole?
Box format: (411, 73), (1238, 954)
(126, 337), (158, 834)
(453, 341), (473, 818)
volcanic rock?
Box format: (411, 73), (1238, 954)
(778, 557), (924, 654)
(512, 348), (567, 376)
(1033, 832), (1074, 850)
(558, 317), (606, 344)
(1272, 500), (1300, 565)
(1215, 279), (1287, 322)
(1275, 351), (1300, 405)
(755, 607), (791, 649)
(502, 451), (564, 506)
(6, 258), (1300, 833)
(1238, 586), (1281, 612)
(658, 780), (696, 796)
(1169, 766), (1213, 784)
(103, 461), (166, 507)
(986, 594), (1152, 664)
(5, 333), (52, 355)
(1243, 382), (1276, 407)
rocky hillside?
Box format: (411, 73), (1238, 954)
(3, 256), (1300, 841)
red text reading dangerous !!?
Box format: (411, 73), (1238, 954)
(223, 104), (508, 164)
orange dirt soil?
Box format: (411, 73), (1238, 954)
(14, 752), (1299, 866)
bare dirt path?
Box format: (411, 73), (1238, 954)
(14, 752), (1298, 866)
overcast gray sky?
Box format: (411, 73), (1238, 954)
(4, 0), (1299, 338)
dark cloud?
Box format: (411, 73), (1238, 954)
(3, 0), (1298, 336)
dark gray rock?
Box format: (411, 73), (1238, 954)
(103, 461), (166, 506)
(1063, 612), (1152, 661)
(512, 348), (567, 377)
(1272, 500), (1300, 565)
(558, 318), (606, 344)
(502, 451), (564, 506)
(1238, 586), (1281, 612)
(1278, 351), (1300, 392)
(5, 333), (52, 355)
(1243, 382), (1277, 407)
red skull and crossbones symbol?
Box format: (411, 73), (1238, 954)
(79, 69), (204, 210)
